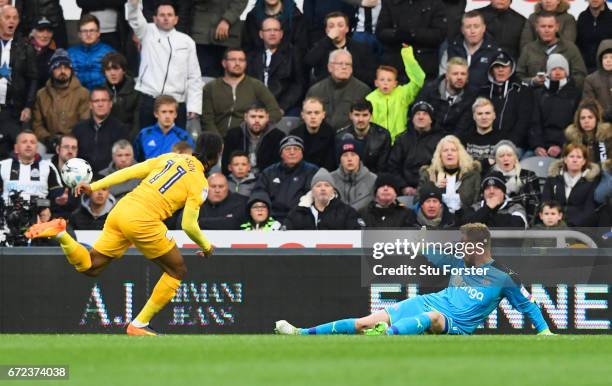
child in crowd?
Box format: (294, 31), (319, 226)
(535, 201), (567, 229)
(227, 151), (257, 197)
(240, 191), (281, 231)
(524, 201), (567, 248)
(366, 45), (426, 142)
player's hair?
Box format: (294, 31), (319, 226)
(324, 11), (349, 26)
(154, 95), (178, 112)
(102, 51), (128, 72)
(471, 97), (494, 114)
(195, 132), (223, 171)
(302, 96), (325, 111)
(79, 14), (100, 30)
(426, 135), (476, 179)
(90, 86), (111, 101)
(229, 150), (250, 164)
(154, 1), (177, 15)
(462, 10), (485, 25)
(172, 141), (193, 154)
(539, 200), (563, 213)
(447, 56), (468, 70)
(111, 139), (133, 154)
(536, 11), (558, 23)
(562, 143), (589, 171)
(460, 223), (491, 251)
(223, 47), (246, 60)
(328, 49), (352, 65)
(573, 99), (604, 131)
(376, 65), (398, 79)
(350, 100), (373, 113)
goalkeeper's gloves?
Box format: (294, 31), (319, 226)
(537, 328), (555, 336)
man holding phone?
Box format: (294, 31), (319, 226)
(516, 12), (586, 89)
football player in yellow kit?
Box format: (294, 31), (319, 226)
(25, 136), (219, 336)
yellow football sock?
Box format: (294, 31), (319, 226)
(134, 273), (181, 325)
(57, 232), (92, 272)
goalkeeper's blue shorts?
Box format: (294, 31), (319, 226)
(384, 296), (466, 335)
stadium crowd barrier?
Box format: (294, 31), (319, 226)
(1, 247), (611, 334)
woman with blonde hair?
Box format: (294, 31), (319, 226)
(564, 99), (612, 165)
(417, 135), (481, 213)
(542, 143), (600, 226)
(492, 140), (541, 223)
(520, 0), (576, 48)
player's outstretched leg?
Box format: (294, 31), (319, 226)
(275, 311), (390, 335)
(127, 245), (185, 336)
(25, 219), (92, 272)
(300, 318), (358, 335)
(386, 312), (445, 335)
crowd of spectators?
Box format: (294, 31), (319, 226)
(0, 0), (611, 233)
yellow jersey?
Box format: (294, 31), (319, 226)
(91, 153), (208, 221)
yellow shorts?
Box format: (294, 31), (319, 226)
(92, 203), (176, 260)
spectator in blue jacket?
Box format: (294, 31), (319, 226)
(133, 95), (194, 161)
(68, 14), (115, 90)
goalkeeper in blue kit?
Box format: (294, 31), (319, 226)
(275, 223), (554, 336)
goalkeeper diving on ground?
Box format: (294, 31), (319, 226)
(275, 223), (554, 336)
(25, 136), (217, 336)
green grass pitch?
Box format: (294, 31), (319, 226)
(1, 335), (612, 386)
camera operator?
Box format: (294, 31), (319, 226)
(0, 130), (63, 204)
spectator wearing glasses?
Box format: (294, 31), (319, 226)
(305, 49), (370, 129)
(240, 191), (281, 231)
(202, 48), (282, 137)
(50, 134), (80, 218)
(68, 14), (115, 90)
(76, 0), (129, 52)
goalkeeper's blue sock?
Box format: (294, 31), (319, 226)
(386, 313), (431, 335)
(299, 318), (357, 335)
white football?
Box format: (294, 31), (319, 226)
(61, 158), (93, 188)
